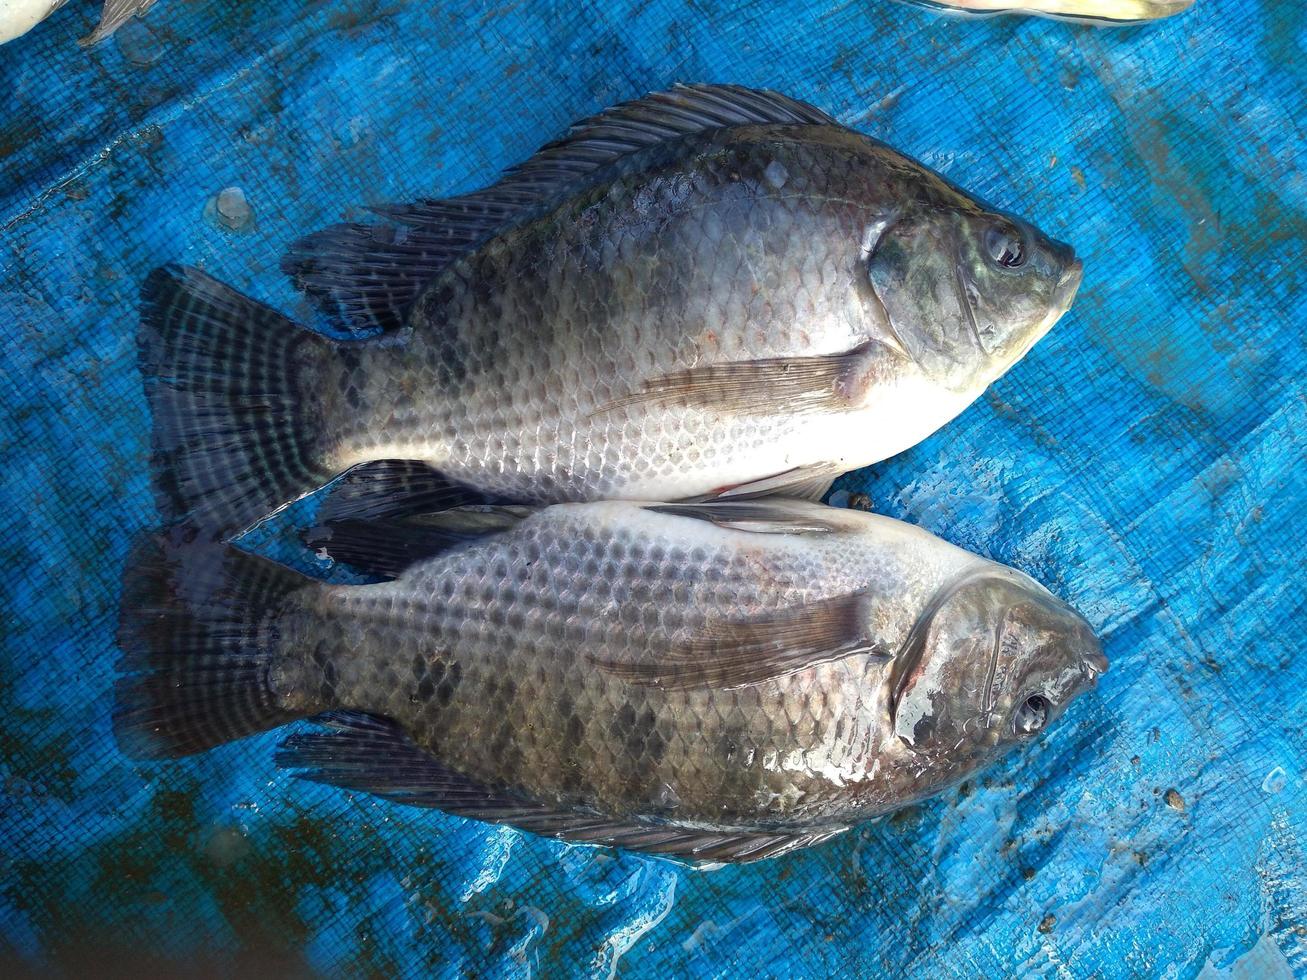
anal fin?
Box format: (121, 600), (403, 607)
(277, 713), (847, 863)
(315, 460), (515, 525)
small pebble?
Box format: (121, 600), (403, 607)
(1038, 914), (1055, 934)
(1164, 788), (1185, 811)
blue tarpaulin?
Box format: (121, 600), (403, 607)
(1, 0), (1303, 975)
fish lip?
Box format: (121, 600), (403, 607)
(1082, 644), (1109, 678)
(1055, 256), (1085, 312)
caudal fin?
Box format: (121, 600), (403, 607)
(114, 536), (320, 759)
(139, 265), (335, 539)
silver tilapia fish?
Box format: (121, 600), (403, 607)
(139, 83), (1083, 539)
(894, 0), (1193, 23)
(115, 498), (1106, 863)
(0, 0), (157, 46)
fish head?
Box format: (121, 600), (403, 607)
(886, 566), (1105, 777)
(863, 202), (1082, 394)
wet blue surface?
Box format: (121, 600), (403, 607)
(1, 0), (1304, 976)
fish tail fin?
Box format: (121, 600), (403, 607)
(114, 536), (320, 759)
(139, 265), (337, 538)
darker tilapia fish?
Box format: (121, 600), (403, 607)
(115, 498), (1105, 863)
(138, 83), (1082, 539)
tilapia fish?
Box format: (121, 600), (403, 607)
(115, 498), (1106, 862)
(895, 0), (1193, 23)
(139, 83), (1083, 539)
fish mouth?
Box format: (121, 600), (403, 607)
(1007, 254), (1083, 365)
(1081, 639), (1109, 679)
(1054, 257), (1084, 313)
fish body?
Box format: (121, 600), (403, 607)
(116, 499), (1105, 862)
(895, 0), (1193, 23)
(139, 84), (1082, 539)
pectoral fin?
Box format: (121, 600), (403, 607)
(698, 462), (848, 503)
(598, 343), (880, 418)
(592, 592), (888, 690)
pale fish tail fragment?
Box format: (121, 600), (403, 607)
(80, 0), (159, 46)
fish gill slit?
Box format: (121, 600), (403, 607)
(953, 246), (984, 351)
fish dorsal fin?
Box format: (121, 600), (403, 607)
(277, 713), (847, 863)
(591, 591), (890, 691)
(284, 84), (838, 334)
(385, 83), (838, 226)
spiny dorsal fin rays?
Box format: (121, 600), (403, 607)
(283, 84), (840, 335)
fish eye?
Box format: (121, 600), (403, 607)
(984, 223), (1027, 269)
(1013, 694), (1050, 736)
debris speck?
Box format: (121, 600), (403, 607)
(204, 824), (251, 866)
(1164, 788), (1185, 812)
(1038, 914), (1055, 934)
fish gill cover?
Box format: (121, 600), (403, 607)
(0, 0), (1304, 977)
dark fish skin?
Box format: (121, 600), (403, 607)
(115, 500), (1105, 862)
(136, 84), (1081, 540)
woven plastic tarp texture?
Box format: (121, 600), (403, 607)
(0, 0), (1304, 976)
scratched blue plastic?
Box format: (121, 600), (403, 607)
(0, 1), (1303, 976)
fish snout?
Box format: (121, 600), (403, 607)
(1079, 633), (1109, 683)
(1054, 256), (1084, 312)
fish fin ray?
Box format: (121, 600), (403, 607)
(292, 84), (836, 332)
(81, 0), (157, 45)
(281, 222), (491, 335)
(306, 510), (526, 579)
(599, 342), (877, 418)
(139, 264), (335, 539)
(699, 463), (850, 502)
(114, 536), (316, 759)
(592, 592), (890, 690)
(315, 460), (513, 525)
(644, 499), (843, 534)
(384, 83), (837, 228)
(277, 715), (846, 862)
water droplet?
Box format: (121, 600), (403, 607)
(204, 186), (255, 232)
(1262, 766), (1287, 794)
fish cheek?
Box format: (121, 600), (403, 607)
(891, 631), (990, 754)
(865, 214), (979, 391)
